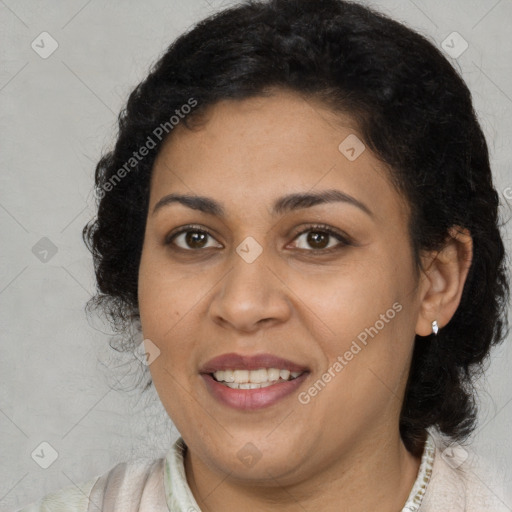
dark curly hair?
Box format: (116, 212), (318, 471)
(82, 0), (509, 456)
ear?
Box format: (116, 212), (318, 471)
(415, 226), (473, 337)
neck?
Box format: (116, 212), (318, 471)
(184, 429), (422, 512)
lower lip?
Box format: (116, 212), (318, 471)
(201, 373), (309, 410)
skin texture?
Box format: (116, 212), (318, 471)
(138, 90), (473, 512)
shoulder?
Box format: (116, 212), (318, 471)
(17, 457), (167, 512)
(16, 475), (100, 512)
(421, 433), (511, 511)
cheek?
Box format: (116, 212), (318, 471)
(138, 249), (230, 378)
(295, 254), (409, 342)
(294, 248), (416, 394)
(299, 279), (414, 442)
(138, 256), (206, 424)
(138, 245), (204, 338)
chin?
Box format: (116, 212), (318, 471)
(206, 435), (307, 482)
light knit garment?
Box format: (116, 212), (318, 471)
(17, 432), (510, 511)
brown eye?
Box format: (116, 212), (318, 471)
(306, 231), (330, 249)
(185, 231), (208, 248)
(168, 228), (222, 250)
(292, 226), (350, 251)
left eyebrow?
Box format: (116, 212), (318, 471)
(152, 189), (373, 218)
(271, 189), (373, 218)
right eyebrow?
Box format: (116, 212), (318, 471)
(152, 194), (224, 217)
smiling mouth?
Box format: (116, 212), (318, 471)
(210, 368), (306, 389)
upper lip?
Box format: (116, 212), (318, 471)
(200, 353), (309, 373)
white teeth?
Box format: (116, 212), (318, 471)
(267, 368), (281, 381)
(212, 367), (304, 385)
(233, 369), (249, 382)
(248, 368), (268, 383)
(223, 381), (275, 389)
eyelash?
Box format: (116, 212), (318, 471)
(165, 223), (352, 254)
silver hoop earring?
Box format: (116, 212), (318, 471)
(432, 320), (439, 335)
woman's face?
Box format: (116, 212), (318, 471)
(138, 90), (425, 484)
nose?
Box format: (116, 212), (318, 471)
(208, 251), (292, 334)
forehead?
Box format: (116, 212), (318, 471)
(150, 91), (408, 223)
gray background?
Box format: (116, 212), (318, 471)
(1, 0), (511, 510)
